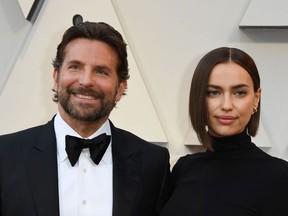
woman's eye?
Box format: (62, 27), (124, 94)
(207, 90), (220, 96)
(234, 90), (246, 96)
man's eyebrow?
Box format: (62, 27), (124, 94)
(94, 65), (111, 70)
(67, 61), (112, 70)
(67, 60), (83, 65)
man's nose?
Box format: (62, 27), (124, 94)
(79, 70), (95, 87)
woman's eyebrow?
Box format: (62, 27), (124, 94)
(207, 84), (249, 89)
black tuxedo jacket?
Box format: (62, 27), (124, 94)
(0, 119), (171, 216)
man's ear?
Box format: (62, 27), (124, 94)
(115, 80), (127, 102)
(53, 69), (59, 91)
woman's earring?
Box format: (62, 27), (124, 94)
(252, 107), (258, 115)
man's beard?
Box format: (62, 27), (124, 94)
(57, 87), (116, 122)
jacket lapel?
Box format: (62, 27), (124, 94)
(23, 119), (60, 216)
(111, 122), (142, 216)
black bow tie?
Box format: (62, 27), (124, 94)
(65, 133), (111, 167)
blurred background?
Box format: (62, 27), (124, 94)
(1, 0), (288, 165)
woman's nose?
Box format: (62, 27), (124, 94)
(221, 95), (233, 111)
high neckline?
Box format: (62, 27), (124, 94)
(210, 130), (253, 152)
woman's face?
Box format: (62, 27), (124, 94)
(206, 61), (261, 137)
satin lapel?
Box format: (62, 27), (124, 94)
(111, 123), (142, 216)
(23, 119), (60, 216)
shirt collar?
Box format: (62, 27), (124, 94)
(54, 113), (112, 164)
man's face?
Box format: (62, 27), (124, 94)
(53, 38), (127, 123)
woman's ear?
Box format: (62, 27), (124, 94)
(254, 87), (262, 108)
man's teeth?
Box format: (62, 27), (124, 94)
(76, 94), (95, 99)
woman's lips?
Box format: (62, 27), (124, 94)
(216, 115), (237, 125)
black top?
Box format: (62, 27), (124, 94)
(160, 131), (288, 216)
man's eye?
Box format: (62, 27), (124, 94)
(69, 65), (80, 71)
(96, 70), (108, 75)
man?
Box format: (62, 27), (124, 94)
(0, 21), (171, 216)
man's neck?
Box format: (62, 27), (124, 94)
(58, 110), (108, 138)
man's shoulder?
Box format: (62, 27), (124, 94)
(0, 120), (53, 144)
(112, 126), (168, 153)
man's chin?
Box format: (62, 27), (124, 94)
(70, 114), (100, 122)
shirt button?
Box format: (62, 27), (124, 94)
(83, 168), (87, 173)
(82, 200), (86, 205)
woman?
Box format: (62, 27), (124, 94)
(161, 47), (288, 216)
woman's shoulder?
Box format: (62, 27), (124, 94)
(266, 156), (288, 174)
(253, 147), (288, 171)
(171, 152), (208, 175)
(179, 151), (207, 160)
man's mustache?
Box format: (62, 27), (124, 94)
(67, 87), (105, 100)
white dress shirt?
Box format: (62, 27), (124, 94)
(54, 113), (113, 216)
